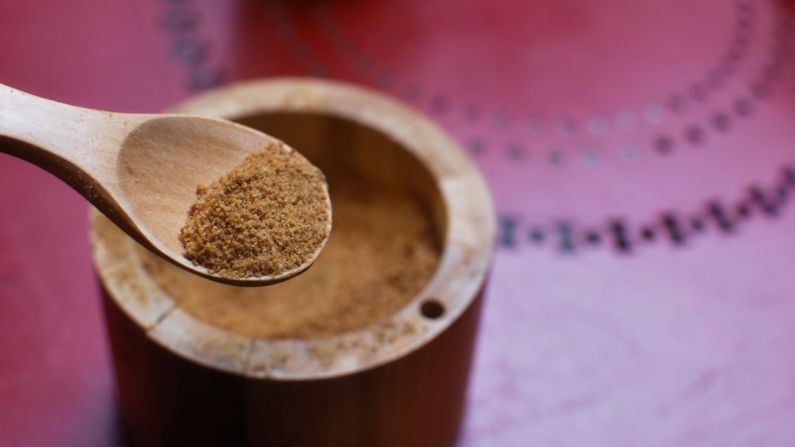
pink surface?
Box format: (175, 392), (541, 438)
(2, 0), (795, 445)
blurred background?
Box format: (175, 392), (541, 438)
(3, 0), (795, 445)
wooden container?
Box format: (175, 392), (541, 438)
(90, 78), (495, 447)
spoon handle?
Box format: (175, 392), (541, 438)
(0, 83), (140, 235)
(0, 83), (121, 172)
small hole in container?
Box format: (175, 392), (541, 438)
(421, 299), (445, 320)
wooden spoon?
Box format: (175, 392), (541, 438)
(0, 83), (331, 286)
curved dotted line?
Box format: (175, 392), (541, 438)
(260, 0), (790, 168)
(159, 0), (225, 91)
(650, 12), (793, 157)
(159, 1), (795, 257)
(662, 0), (757, 117)
(264, 0), (327, 76)
(466, 10), (793, 165)
(301, 0), (791, 167)
(305, 0), (757, 136)
(497, 164), (795, 254)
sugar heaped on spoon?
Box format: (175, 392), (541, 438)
(0, 83), (331, 286)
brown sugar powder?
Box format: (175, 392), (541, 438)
(178, 143), (331, 279)
(141, 179), (441, 339)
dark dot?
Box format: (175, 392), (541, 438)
(467, 139), (484, 155)
(336, 38), (356, 56)
(764, 64), (781, 81)
(529, 228), (546, 243)
(309, 64), (327, 77)
(654, 136), (674, 154)
(666, 94), (686, 113)
(738, 17), (752, 31)
(420, 299), (445, 319)
(777, 185), (789, 201)
(734, 97), (753, 117)
(172, 38), (207, 65)
(494, 112), (510, 127)
(751, 81), (770, 100)
(463, 104), (480, 122)
(587, 116), (607, 135)
(526, 117), (543, 133)
(784, 166), (795, 186)
(770, 53), (786, 71)
(712, 112), (731, 132)
(402, 84), (421, 101)
(556, 221), (576, 253)
(161, 8), (198, 33)
(643, 104), (663, 124)
(559, 117), (577, 135)
(622, 144), (639, 161)
(727, 48), (743, 63)
(775, 17), (791, 36)
(707, 201), (735, 233)
(732, 34), (750, 50)
(615, 111), (636, 131)
(685, 126), (705, 145)
(720, 55), (736, 73)
(585, 231), (601, 245)
(609, 220), (632, 253)
(706, 69), (725, 88)
(736, 202), (751, 218)
(689, 83), (707, 102)
(547, 149), (563, 165)
(773, 39), (791, 63)
(690, 217), (705, 232)
(584, 148), (600, 165)
(498, 216), (519, 248)
(715, 64), (733, 78)
(775, 19), (792, 38)
(640, 227), (656, 241)
(289, 44), (310, 61)
(272, 21), (294, 39)
(506, 142), (524, 160)
(378, 72), (395, 87)
(430, 95), (450, 113)
(354, 57), (373, 73)
(266, 0), (289, 19)
(188, 67), (224, 91)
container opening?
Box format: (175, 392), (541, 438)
(134, 111), (448, 340)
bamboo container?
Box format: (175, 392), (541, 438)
(90, 78), (495, 447)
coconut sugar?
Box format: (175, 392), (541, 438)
(178, 143), (331, 279)
(144, 179), (440, 339)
